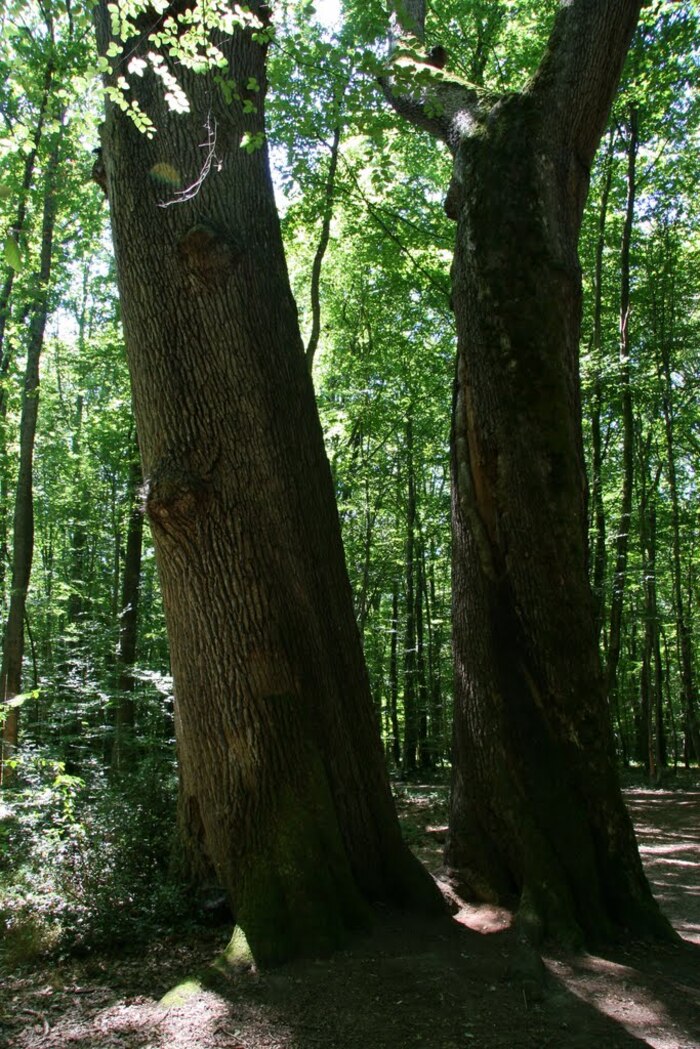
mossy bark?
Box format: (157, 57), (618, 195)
(94, 1), (441, 965)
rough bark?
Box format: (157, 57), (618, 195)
(95, 0), (440, 963)
(386, 0), (673, 944)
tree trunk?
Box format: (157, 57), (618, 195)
(111, 447), (144, 773)
(389, 581), (402, 766)
(0, 62), (55, 613)
(0, 60), (54, 387)
(415, 536), (431, 769)
(605, 108), (638, 717)
(589, 130), (615, 643)
(402, 415), (418, 774)
(66, 394), (87, 626)
(385, 0), (672, 943)
(425, 551), (445, 765)
(655, 238), (700, 763)
(1, 119), (63, 783)
(95, 1), (440, 963)
(306, 122), (342, 374)
(638, 447), (665, 782)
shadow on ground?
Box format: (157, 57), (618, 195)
(1, 784), (698, 1049)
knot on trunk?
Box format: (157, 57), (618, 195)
(91, 148), (108, 198)
(178, 223), (242, 289)
(146, 459), (213, 532)
(444, 174), (464, 220)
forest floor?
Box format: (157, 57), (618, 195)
(1, 779), (699, 1049)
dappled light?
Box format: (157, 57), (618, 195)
(3, 786), (698, 1048)
(625, 790), (700, 946)
(546, 954), (681, 1049)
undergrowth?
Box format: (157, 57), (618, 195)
(0, 749), (191, 968)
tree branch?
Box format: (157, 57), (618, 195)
(529, 0), (643, 167)
(306, 123), (341, 374)
(381, 1), (485, 149)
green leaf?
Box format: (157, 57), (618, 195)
(128, 57), (148, 76)
(3, 689), (39, 710)
(4, 234), (22, 271)
(241, 131), (265, 153)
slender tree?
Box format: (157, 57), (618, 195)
(606, 107), (638, 721)
(587, 130), (616, 643)
(1, 115), (64, 782)
(653, 231), (700, 763)
(111, 445), (144, 772)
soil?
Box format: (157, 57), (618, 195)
(1, 783), (698, 1049)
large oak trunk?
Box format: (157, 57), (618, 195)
(95, 3), (439, 964)
(384, 0), (673, 947)
(445, 89), (670, 944)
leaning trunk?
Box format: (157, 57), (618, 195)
(382, 0), (670, 946)
(95, 1), (439, 964)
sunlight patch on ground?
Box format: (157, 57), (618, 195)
(638, 843), (700, 858)
(433, 872), (514, 935)
(453, 902), (513, 934)
(91, 987), (292, 1049)
(546, 955), (689, 1049)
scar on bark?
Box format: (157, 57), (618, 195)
(444, 173), (464, 220)
(178, 223), (242, 287)
(146, 459), (213, 532)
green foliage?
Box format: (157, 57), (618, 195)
(0, 753), (188, 965)
(95, 0), (273, 133)
(578, 0), (700, 768)
(3, 234), (22, 272)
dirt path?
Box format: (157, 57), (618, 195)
(2, 787), (698, 1049)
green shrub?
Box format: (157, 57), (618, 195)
(0, 750), (191, 965)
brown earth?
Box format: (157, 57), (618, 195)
(1, 784), (698, 1049)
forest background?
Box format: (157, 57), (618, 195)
(0, 0), (699, 964)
